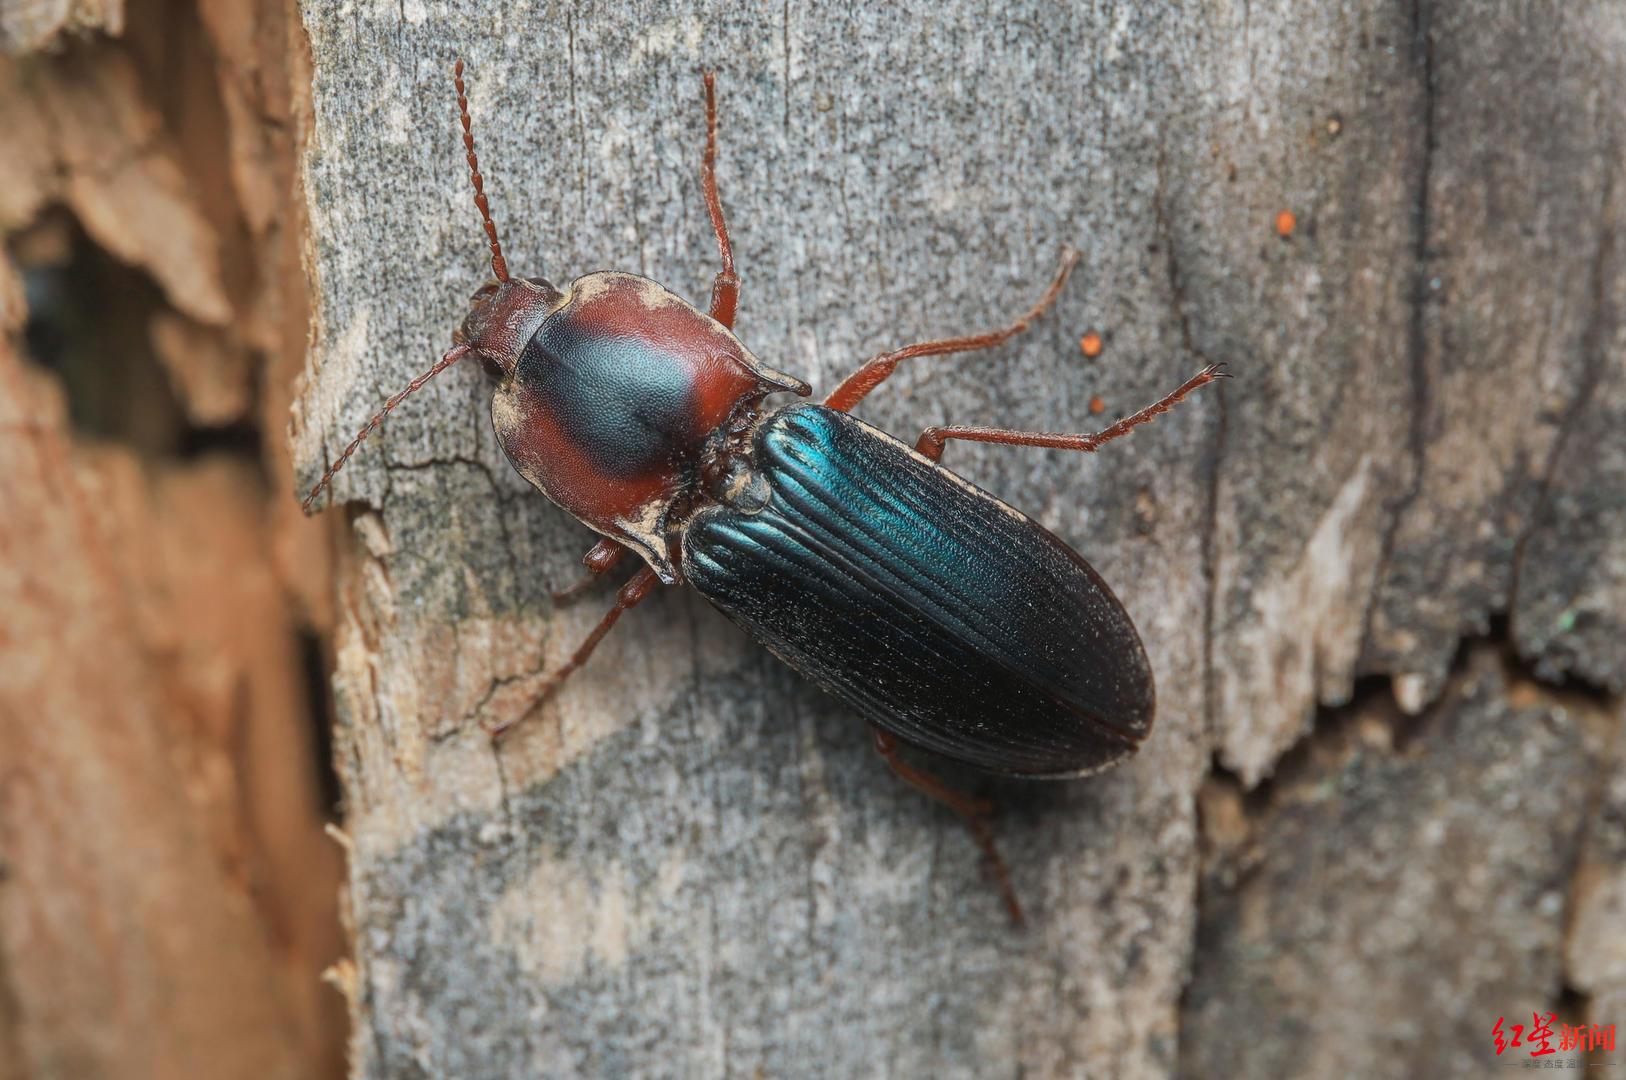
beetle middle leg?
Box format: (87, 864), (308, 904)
(700, 71), (739, 329)
(870, 728), (1025, 926)
(822, 247), (1078, 413)
(914, 362), (1230, 462)
(486, 566), (661, 738)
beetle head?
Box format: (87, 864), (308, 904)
(456, 277), (565, 380)
(299, 60), (536, 512)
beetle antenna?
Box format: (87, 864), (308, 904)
(302, 343), (473, 511)
(454, 58), (510, 283)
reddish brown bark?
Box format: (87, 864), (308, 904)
(0, 0), (344, 1076)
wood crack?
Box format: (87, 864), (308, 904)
(1357, 0), (1436, 679)
(1151, 147), (1229, 745)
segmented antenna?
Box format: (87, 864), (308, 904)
(455, 58), (509, 283)
(302, 343), (472, 511)
(301, 61), (510, 513)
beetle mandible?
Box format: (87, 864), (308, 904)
(302, 61), (1228, 923)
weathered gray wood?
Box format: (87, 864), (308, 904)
(1183, 648), (1617, 1077)
(292, 2), (1626, 1076)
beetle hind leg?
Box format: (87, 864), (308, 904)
(915, 361), (1230, 463)
(870, 728), (1025, 927)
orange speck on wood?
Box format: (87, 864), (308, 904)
(1276, 209), (1297, 236)
(1089, 396), (1106, 415)
(1080, 331), (1103, 358)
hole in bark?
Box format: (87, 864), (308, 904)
(178, 420), (263, 461)
(1553, 980), (1590, 1026)
(15, 210), (188, 457)
(14, 210), (268, 471)
(299, 629), (343, 818)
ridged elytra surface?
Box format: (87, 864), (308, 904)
(684, 404), (1153, 776)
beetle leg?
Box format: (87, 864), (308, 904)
(822, 248), (1078, 413)
(870, 729), (991, 816)
(701, 71), (740, 330)
(486, 566), (661, 739)
(551, 538), (628, 603)
(870, 729), (1025, 926)
(915, 362), (1231, 462)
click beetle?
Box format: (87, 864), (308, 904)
(302, 62), (1228, 922)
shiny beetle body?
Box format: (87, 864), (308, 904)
(470, 271), (807, 581)
(303, 63), (1227, 921)
(683, 402), (1154, 776)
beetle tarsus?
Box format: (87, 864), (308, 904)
(914, 359), (1232, 463)
(965, 814), (1026, 928)
(823, 246), (1079, 413)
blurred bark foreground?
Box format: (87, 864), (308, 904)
(294, 3), (1626, 1078)
(0, 2), (344, 1079)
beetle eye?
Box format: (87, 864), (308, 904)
(477, 352), (504, 379)
(469, 282), (500, 305)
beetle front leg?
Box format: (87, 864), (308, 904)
(486, 566), (661, 739)
(915, 362), (1231, 462)
(870, 728), (1024, 926)
(551, 538), (628, 603)
(700, 71), (740, 329)
(822, 248), (1078, 413)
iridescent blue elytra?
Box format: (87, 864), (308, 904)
(682, 403), (1155, 777)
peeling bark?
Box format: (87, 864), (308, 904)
(0, 1), (344, 1077)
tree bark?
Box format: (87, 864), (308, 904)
(292, 3), (1626, 1077)
(0, 3), (345, 1078)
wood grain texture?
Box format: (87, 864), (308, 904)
(292, 2), (1626, 1076)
